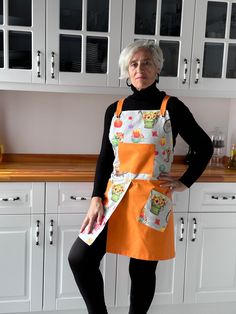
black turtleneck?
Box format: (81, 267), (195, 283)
(92, 83), (213, 197)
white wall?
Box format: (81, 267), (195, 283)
(0, 90), (234, 156)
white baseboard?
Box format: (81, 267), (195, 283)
(4, 302), (236, 314)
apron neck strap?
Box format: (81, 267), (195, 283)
(160, 95), (170, 116)
(115, 98), (125, 117)
(115, 96), (170, 117)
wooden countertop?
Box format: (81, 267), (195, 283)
(0, 154), (236, 182)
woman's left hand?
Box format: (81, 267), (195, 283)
(158, 173), (187, 192)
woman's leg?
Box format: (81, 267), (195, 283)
(128, 258), (158, 314)
(68, 225), (108, 314)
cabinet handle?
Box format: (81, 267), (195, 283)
(51, 52), (55, 79)
(37, 50), (41, 78)
(179, 217), (185, 241)
(182, 58), (188, 84)
(49, 219), (54, 245)
(0, 196), (20, 202)
(192, 218), (197, 242)
(194, 58), (200, 84)
(36, 220), (40, 246)
(211, 195), (236, 200)
(70, 196), (89, 201)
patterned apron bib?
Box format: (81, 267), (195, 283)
(80, 96), (175, 260)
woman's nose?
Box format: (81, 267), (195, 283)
(137, 62), (144, 72)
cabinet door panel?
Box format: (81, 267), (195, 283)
(121, 0), (195, 90)
(0, 0), (45, 83)
(43, 213), (116, 311)
(0, 214), (44, 313)
(116, 212), (187, 306)
(191, 0), (236, 91)
(185, 213), (236, 303)
(46, 0), (122, 87)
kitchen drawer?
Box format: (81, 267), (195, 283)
(172, 189), (189, 213)
(189, 183), (236, 212)
(0, 182), (44, 215)
(46, 182), (93, 214)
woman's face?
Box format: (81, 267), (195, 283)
(128, 48), (159, 90)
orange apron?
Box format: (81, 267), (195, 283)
(80, 96), (175, 260)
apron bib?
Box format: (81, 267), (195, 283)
(80, 96), (175, 260)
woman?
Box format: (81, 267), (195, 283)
(68, 40), (213, 314)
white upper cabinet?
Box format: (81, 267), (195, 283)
(1, 0), (236, 94)
(122, 0), (236, 94)
(121, 0), (195, 90)
(46, 0), (122, 87)
(191, 0), (236, 91)
(0, 0), (45, 83)
(0, 0), (122, 87)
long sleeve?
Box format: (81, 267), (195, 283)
(92, 103), (116, 198)
(168, 98), (213, 187)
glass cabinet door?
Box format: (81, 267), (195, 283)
(122, 0), (196, 90)
(46, 0), (122, 87)
(191, 0), (236, 91)
(0, 0), (45, 84)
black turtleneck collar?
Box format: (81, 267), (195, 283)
(128, 82), (166, 102)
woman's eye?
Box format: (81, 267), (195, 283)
(144, 60), (152, 66)
(130, 62), (137, 68)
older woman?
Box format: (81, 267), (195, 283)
(68, 40), (213, 314)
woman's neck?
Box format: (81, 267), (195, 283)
(130, 82), (160, 100)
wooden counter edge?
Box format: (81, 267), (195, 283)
(0, 154), (236, 182)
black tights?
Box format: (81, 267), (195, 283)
(68, 225), (158, 314)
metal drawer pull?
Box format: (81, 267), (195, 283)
(179, 217), (185, 241)
(36, 220), (40, 246)
(49, 220), (53, 245)
(182, 58), (188, 84)
(211, 195), (236, 200)
(0, 196), (20, 202)
(192, 218), (197, 242)
(70, 196), (88, 201)
(51, 52), (55, 79)
(37, 50), (41, 77)
(194, 58), (200, 84)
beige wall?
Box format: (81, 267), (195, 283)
(0, 90), (234, 156)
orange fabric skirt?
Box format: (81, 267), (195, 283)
(105, 179), (175, 261)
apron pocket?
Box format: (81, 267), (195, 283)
(138, 188), (172, 232)
(118, 142), (155, 176)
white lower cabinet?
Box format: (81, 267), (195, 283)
(0, 183), (45, 313)
(115, 183), (236, 309)
(1, 182), (236, 314)
(185, 183), (236, 304)
(185, 212), (236, 304)
(43, 182), (116, 311)
(0, 182), (116, 314)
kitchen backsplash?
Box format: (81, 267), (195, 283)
(0, 90), (234, 156)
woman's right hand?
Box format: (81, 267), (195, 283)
(80, 196), (104, 234)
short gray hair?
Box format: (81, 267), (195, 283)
(119, 40), (164, 79)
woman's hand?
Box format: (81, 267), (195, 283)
(80, 197), (104, 234)
(158, 173), (187, 192)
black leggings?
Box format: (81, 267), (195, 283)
(68, 225), (158, 314)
